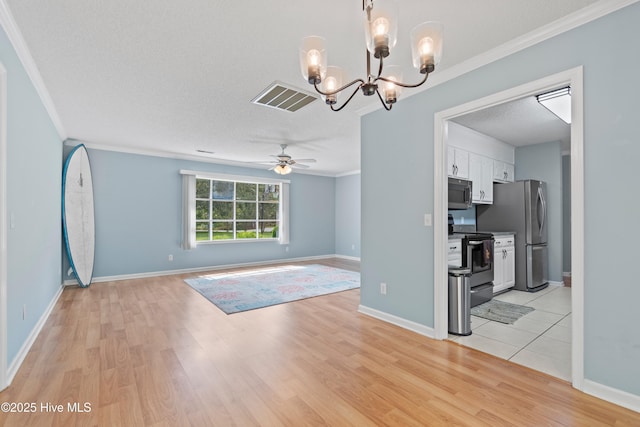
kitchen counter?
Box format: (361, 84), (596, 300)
(477, 231), (516, 236)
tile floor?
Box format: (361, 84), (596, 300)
(448, 285), (572, 381)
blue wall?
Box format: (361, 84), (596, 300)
(335, 173), (360, 258)
(1, 28), (63, 366)
(63, 149), (337, 279)
(515, 141), (563, 282)
(361, 3), (640, 396)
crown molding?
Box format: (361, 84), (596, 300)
(66, 138), (342, 178)
(357, 0), (640, 116)
(0, 1), (67, 140)
(336, 170), (361, 178)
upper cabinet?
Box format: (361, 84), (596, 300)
(447, 146), (469, 179)
(469, 153), (493, 204)
(447, 122), (516, 199)
(493, 160), (515, 183)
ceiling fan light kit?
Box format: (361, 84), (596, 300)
(300, 0), (443, 111)
(273, 164), (292, 175)
(264, 144), (316, 175)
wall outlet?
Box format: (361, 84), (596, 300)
(168, 254), (173, 261)
(23, 304), (26, 320)
(424, 213), (432, 227)
(351, 244), (355, 250)
(380, 282), (387, 295)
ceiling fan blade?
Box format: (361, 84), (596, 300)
(248, 160), (279, 165)
(292, 158), (316, 163)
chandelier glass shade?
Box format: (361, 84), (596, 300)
(300, 0), (443, 111)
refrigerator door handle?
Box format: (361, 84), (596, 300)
(538, 186), (546, 238)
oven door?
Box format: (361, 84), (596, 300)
(465, 238), (494, 286)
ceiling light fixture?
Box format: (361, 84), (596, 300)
(537, 87), (571, 124)
(300, 0), (443, 111)
(273, 164), (292, 175)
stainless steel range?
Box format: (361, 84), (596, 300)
(449, 226), (495, 307)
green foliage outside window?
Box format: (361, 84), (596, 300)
(195, 178), (280, 241)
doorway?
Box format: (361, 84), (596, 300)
(433, 67), (585, 389)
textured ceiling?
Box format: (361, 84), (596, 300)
(452, 95), (572, 151)
(5, 0), (601, 175)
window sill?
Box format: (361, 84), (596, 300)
(196, 238), (280, 245)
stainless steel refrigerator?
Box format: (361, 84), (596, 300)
(477, 180), (549, 292)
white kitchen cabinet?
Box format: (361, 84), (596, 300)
(493, 234), (515, 294)
(469, 153), (493, 204)
(447, 146), (469, 179)
(493, 160), (515, 183)
(447, 239), (462, 267)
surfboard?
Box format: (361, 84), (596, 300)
(62, 144), (95, 287)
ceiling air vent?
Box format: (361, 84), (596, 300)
(251, 81), (318, 112)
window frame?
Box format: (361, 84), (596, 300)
(181, 170), (290, 247)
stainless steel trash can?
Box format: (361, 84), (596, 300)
(448, 267), (472, 336)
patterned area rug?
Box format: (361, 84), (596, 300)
(184, 264), (360, 314)
(471, 299), (535, 324)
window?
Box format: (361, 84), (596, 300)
(195, 179), (280, 241)
(180, 170), (289, 248)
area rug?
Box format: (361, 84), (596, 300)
(184, 264), (360, 314)
(471, 299), (535, 324)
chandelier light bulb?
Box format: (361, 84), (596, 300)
(325, 76), (337, 91)
(307, 50), (321, 82)
(324, 76), (338, 104)
(322, 66), (344, 105)
(419, 37), (434, 55)
(385, 81), (397, 103)
(364, 0), (397, 58)
(411, 21), (443, 74)
(382, 66), (402, 105)
(373, 17), (389, 36)
(372, 17), (390, 56)
(307, 49), (321, 66)
(300, 36), (327, 84)
(418, 37), (435, 73)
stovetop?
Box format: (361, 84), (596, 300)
(448, 231), (494, 239)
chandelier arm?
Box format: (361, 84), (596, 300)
(313, 78), (365, 97)
(375, 72), (430, 89)
(330, 84), (366, 112)
(376, 55), (384, 78)
(375, 89), (393, 111)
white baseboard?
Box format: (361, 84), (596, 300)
(548, 280), (564, 287)
(334, 254), (361, 262)
(358, 304), (435, 339)
(5, 283), (64, 386)
(63, 254), (349, 286)
(583, 379), (640, 413)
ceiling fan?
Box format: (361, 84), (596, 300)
(260, 144), (316, 175)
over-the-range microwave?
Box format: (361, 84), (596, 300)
(448, 177), (472, 210)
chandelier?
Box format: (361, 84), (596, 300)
(300, 0), (443, 111)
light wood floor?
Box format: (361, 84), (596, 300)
(1, 258), (638, 426)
